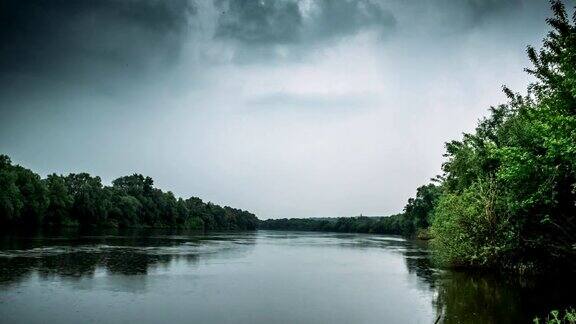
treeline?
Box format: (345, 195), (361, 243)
(260, 183), (440, 237)
(263, 2), (576, 273)
(259, 214), (405, 235)
(0, 155), (258, 230)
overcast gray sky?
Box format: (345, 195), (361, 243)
(0, 0), (553, 218)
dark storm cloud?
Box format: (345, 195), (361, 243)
(310, 0), (395, 40)
(420, 0), (548, 33)
(214, 0), (303, 44)
(0, 0), (195, 77)
(214, 0), (396, 49)
(462, 0), (526, 26)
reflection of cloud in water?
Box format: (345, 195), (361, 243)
(259, 230), (412, 250)
(266, 232), (431, 261)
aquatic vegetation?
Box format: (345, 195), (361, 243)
(534, 307), (576, 324)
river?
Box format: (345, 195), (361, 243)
(0, 230), (573, 323)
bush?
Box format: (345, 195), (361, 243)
(431, 179), (516, 268)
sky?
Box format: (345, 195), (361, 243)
(0, 0), (554, 219)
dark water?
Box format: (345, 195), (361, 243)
(0, 230), (573, 324)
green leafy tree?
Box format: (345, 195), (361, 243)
(66, 173), (109, 227)
(12, 165), (48, 226)
(431, 1), (576, 272)
(0, 155), (23, 225)
(44, 174), (73, 226)
(403, 183), (441, 234)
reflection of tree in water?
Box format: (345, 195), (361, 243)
(401, 242), (576, 324)
(436, 272), (576, 323)
(401, 239), (439, 291)
(38, 252), (103, 278)
(0, 250), (184, 286)
(0, 229), (255, 288)
(0, 257), (37, 286)
(433, 272), (522, 324)
(103, 251), (174, 275)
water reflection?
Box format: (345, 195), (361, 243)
(0, 228), (256, 289)
(0, 229), (574, 323)
(396, 238), (576, 324)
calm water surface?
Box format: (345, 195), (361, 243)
(0, 230), (573, 324)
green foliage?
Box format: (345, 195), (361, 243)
(0, 155), (48, 226)
(403, 183), (441, 235)
(260, 214), (407, 235)
(260, 183), (441, 237)
(66, 173), (108, 227)
(44, 174), (73, 226)
(430, 1), (576, 272)
(14, 165), (49, 226)
(0, 155), (257, 231)
(0, 156), (23, 225)
(431, 179), (517, 268)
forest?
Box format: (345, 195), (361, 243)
(259, 183), (439, 237)
(262, 1), (576, 274)
(259, 215), (404, 234)
(0, 155), (258, 231)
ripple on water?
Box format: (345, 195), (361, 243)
(0, 239), (250, 258)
